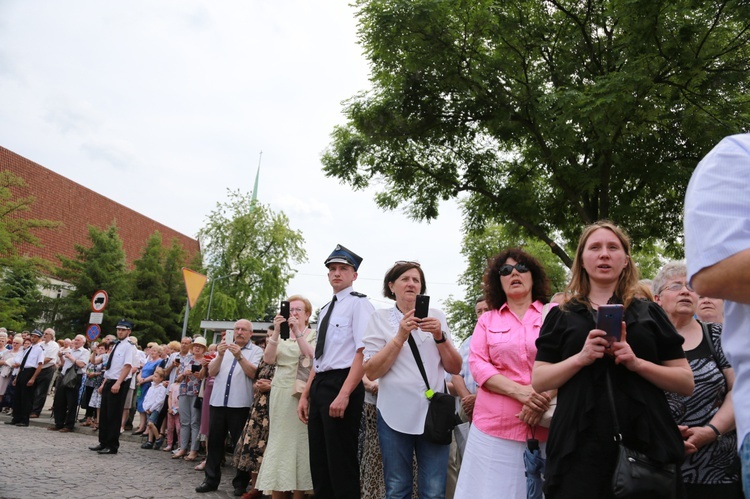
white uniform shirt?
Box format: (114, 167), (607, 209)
(363, 306), (451, 435)
(209, 343), (263, 408)
(104, 339), (138, 381)
(16, 344), (45, 369)
(314, 286), (375, 373)
(685, 133), (750, 450)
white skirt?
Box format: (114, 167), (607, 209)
(454, 425), (546, 499)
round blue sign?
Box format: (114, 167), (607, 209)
(86, 324), (101, 341)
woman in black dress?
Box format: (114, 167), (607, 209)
(532, 221), (694, 498)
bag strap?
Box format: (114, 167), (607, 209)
(407, 333), (431, 392)
(699, 320), (728, 391)
(406, 333), (448, 398)
(605, 368), (622, 442)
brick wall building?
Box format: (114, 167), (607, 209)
(1, 146), (200, 271)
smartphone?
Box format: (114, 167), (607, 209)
(191, 364), (201, 373)
(596, 304), (624, 343)
(225, 330), (234, 345)
(415, 294), (430, 319)
(279, 300), (290, 340)
(174, 357), (180, 365)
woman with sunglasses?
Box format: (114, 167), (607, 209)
(363, 261), (461, 499)
(454, 248), (553, 498)
(532, 222), (694, 498)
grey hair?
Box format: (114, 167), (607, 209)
(44, 328), (56, 340)
(652, 261), (687, 296)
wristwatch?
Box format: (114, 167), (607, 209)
(706, 423), (722, 441)
(434, 331), (447, 344)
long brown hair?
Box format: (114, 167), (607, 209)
(563, 221), (639, 310)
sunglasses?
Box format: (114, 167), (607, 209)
(498, 263), (530, 276)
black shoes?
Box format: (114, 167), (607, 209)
(141, 441), (154, 449)
(4, 421), (17, 425)
(153, 437), (164, 450)
(97, 447), (117, 454)
(195, 482), (218, 493)
(89, 444), (104, 451)
(15, 423), (28, 427)
(233, 486), (247, 496)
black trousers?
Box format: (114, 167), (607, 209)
(204, 405), (251, 489)
(11, 368), (37, 425)
(308, 369), (364, 499)
(52, 374), (81, 429)
(31, 366), (55, 415)
(98, 379), (130, 451)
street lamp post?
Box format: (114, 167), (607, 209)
(204, 271), (239, 335)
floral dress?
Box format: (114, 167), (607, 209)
(233, 358), (276, 473)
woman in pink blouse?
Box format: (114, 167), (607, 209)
(455, 248), (554, 498)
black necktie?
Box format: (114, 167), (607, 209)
(105, 341), (120, 370)
(315, 296), (337, 360)
(18, 346), (33, 370)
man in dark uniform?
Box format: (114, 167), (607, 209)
(297, 244), (375, 498)
(4, 329), (44, 426)
(89, 319), (137, 455)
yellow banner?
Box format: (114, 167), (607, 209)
(182, 268), (207, 309)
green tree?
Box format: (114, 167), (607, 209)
(0, 170), (61, 259)
(444, 223), (569, 340)
(55, 224), (131, 336)
(323, 0), (750, 266)
(129, 232), (174, 344)
(194, 190), (307, 329)
(0, 257), (45, 331)
(162, 238), (190, 339)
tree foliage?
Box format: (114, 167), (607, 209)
(0, 257), (45, 331)
(323, 0), (750, 266)
(0, 170), (61, 261)
(129, 232), (189, 344)
(195, 190), (307, 328)
(55, 224), (132, 336)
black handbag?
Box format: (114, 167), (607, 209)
(606, 370), (676, 498)
(62, 367), (79, 389)
(407, 333), (460, 446)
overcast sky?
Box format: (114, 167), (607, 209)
(0, 1), (468, 314)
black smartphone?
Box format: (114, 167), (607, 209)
(279, 300), (290, 340)
(191, 364), (201, 373)
(174, 357), (180, 365)
(415, 294), (430, 319)
(596, 304), (624, 343)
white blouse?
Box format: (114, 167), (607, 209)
(363, 306), (451, 435)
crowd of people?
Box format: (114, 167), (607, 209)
(3, 134), (750, 499)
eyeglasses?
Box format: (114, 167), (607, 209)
(499, 263), (530, 276)
(660, 282), (695, 293)
(290, 307), (306, 313)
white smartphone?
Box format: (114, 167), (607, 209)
(225, 330), (234, 345)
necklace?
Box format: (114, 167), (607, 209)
(292, 326), (309, 341)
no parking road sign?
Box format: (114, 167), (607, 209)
(86, 324), (101, 342)
(91, 290), (108, 312)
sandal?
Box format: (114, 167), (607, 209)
(172, 451), (187, 459)
(184, 452), (199, 461)
(195, 460), (206, 471)
(90, 425), (98, 431)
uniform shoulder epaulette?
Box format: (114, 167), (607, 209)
(350, 291), (367, 298)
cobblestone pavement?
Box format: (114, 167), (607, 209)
(0, 409), (246, 499)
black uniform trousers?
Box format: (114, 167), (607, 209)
(204, 405), (251, 489)
(31, 365), (55, 415)
(11, 368), (37, 425)
(98, 378), (130, 451)
(308, 368), (365, 499)
(52, 373), (82, 429)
